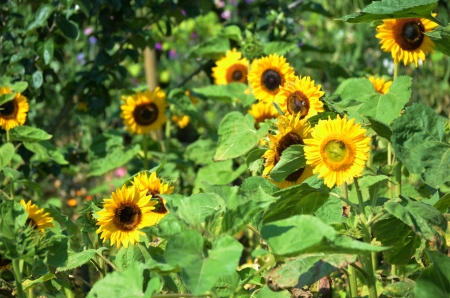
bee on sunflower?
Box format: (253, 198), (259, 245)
(212, 48), (249, 85)
(120, 87), (167, 135)
(368, 76), (392, 94)
(131, 171), (174, 226)
(0, 86), (29, 131)
(262, 113), (314, 189)
(96, 185), (157, 248)
(275, 76), (324, 119)
(248, 54), (295, 102)
(304, 115), (371, 188)
(20, 200), (54, 232)
(376, 16), (439, 67)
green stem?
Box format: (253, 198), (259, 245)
(393, 62), (399, 80)
(143, 134), (149, 170)
(348, 261), (358, 298)
(96, 253), (119, 272)
(247, 224), (262, 239)
(387, 143), (393, 199)
(90, 259), (105, 278)
(12, 260), (24, 298)
(395, 163), (402, 198)
(329, 192), (359, 214)
(165, 117), (171, 154)
(391, 265), (397, 276)
(6, 130), (14, 200)
(354, 179), (377, 298)
(230, 256), (274, 298)
(27, 266), (34, 298)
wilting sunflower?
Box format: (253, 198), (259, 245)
(248, 54), (295, 102)
(376, 16), (439, 67)
(262, 113), (314, 189)
(304, 115), (371, 188)
(131, 171), (174, 226)
(96, 185), (157, 248)
(120, 87), (167, 135)
(19, 199), (54, 232)
(275, 76), (324, 119)
(248, 101), (279, 126)
(0, 254), (11, 271)
(368, 76), (392, 94)
(212, 48), (249, 85)
(0, 87), (29, 131)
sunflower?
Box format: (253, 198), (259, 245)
(368, 76), (392, 94)
(304, 115), (371, 188)
(262, 113), (314, 189)
(131, 171), (174, 226)
(96, 185), (157, 248)
(275, 76), (325, 119)
(248, 54), (295, 102)
(0, 86), (29, 131)
(120, 87), (167, 135)
(248, 101), (279, 126)
(171, 115), (190, 129)
(376, 16), (439, 67)
(212, 48), (249, 85)
(19, 199), (54, 232)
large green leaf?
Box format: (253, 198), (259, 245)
(338, 0), (442, 25)
(414, 251), (450, 297)
(384, 198), (447, 250)
(115, 244), (151, 270)
(266, 254), (356, 289)
(391, 103), (450, 188)
(88, 130), (140, 177)
(270, 145), (306, 182)
(27, 4), (56, 31)
(333, 76), (412, 125)
(214, 112), (268, 161)
(57, 18), (80, 39)
(382, 280), (415, 298)
(165, 231), (243, 296)
(57, 248), (108, 272)
(261, 215), (386, 257)
(263, 184), (330, 223)
(0, 143), (15, 170)
(87, 262), (154, 298)
(190, 35), (230, 59)
(263, 41), (297, 55)
(425, 25), (450, 56)
(24, 141), (68, 165)
(373, 216), (421, 265)
(10, 126), (52, 142)
(194, 159), (247, 192)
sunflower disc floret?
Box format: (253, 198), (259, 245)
(96, 185), (157, 248)
(304, 115), (371, 188)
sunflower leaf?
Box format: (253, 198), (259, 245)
(338, 0), (443, 26)
(270, 145), (306, 182)
(214, 112), (268, 161)
(10, 125), (52, 142)
(0, 143), (15, 170)
(425, 25), (450, 56)
(391, 103), (450, 188)
(414, 251), (450, 297)
(261, 215), (387, 257)
(165, 231), (243, 296)
(0, 93), (15, 105)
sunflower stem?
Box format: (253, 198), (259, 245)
(354, 178), (377, 298)
(96, 252), (119, 272)
(387, 142), (393, 199)
(395, 162), (402, 198)
(12, 259), (25, 298)
(165, 117), (171, 154)
(143, 134), (149, 170)
(393, 62), (399, 80)
(6, 130), (14, 200)
(90, 259), (104, 278)
(343, 183), (358, 298)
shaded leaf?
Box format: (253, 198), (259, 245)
(270, 145), (306, 182)
(10, 126), (52, 142)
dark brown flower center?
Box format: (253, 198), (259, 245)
(25, 218), (39, 230)
(133, 103), (159, 126)
(287, 91), (310, 118)
(274, 132), (305, 182)
(113, 203), (142, 231)
(232, 70), (243, 81)
(0, 100), (18, 119)
(262, 69), (282, 91)
(226, 64), (248, 83)
(147, 190), (168, 215)
(394, 19), (425, 51)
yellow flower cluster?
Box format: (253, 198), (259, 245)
(95, 172), (174, 248)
